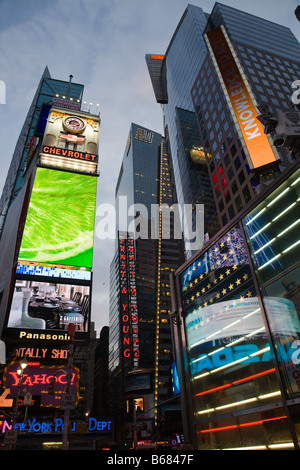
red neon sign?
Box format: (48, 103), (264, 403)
(194, 368), (276, 397)
(119, 236), (139, 364)
(199, 415), (287, 434)
(3, 362), (79, 408)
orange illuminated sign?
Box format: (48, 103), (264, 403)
(42, 145), (98, 162)
(205, 26), (278, 170)
(150, 55), (164, 60)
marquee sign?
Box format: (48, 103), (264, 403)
(119, 235), (139, 366)
(41, 145), (98, 163)
(14, 346), (69, 361)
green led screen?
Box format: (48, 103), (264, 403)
(19, 168), (97, 268)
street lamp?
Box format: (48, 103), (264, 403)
(14, 357), (28, 410)
(6, 357), (28, 449)
(16, 357), (28, 378)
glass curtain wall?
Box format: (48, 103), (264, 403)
(243, 168), (300, 401)
(178, 202), (299, 448)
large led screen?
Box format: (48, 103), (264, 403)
(18, 168), (97, 269)
(7, 279), (90, 333)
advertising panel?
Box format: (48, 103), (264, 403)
(179, 226), (269, 378)
(205, 25), (279, 170)
(6, 279), (90, 336)
(3, 362), (80, 408)
(18, 167), (97, 269)
(39, 107), (99, 174)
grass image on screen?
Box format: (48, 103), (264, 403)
(19, 168), (97, 268)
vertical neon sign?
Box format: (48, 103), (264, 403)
(119, 235), (139, 366)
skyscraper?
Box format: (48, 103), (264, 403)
(191, 2), (300, 229)
(146, 5), (220, 257)
(0, 69), (101, 449)
(108, 123), (184, 443)
(0, 67), (83, 240)
(146, 2), (300, 251)
(147, 2), (300, 450)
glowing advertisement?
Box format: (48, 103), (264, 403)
(179, 227), (269, 377)
(40, 108), (100, 175)
(119, 236), (139, 366)
(7, 279), (90, 334)
(180, 226), (300, 379)
(18, 167), (97, 269)
(3, 362), (79, 408)
(205, 25), (278, 170)
(1, 417), (112, 435)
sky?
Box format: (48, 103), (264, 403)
(0, 0), (299, 336)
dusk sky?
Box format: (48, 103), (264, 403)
(0, 0), (299, 335)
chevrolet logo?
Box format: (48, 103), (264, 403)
(58, 133), (85, 144)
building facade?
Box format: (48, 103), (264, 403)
(146, 4), (220, 257)
(0, 69), (104, 449)
(191, 2), (300, 230)
(147, 1), (300, 450)
(146, 2), (300, 253)
(171, 161), (300, 450)
(0, 67), (83, 240)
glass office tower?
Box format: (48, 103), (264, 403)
(108, 123), (184, 443)
(191, 2), (300, 229)
(147, 2), (300, 251)
(146, 5), (220, 258)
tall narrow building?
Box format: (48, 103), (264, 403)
(0, 69), (101, 449)
(108, 123), (184, 443)
(146, 5), (220, 257)
(0, 67), (83, 240)
(146, 2), (300, 253)
(146, 2), (300, 450)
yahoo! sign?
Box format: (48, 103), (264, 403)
(3, 362), (79, 407)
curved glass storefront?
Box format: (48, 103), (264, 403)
(243, 168), (300, 414)
(176, 167), (300, 449)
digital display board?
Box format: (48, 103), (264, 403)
(3, 362), (80, 408)
(39, 108), (100, 175)
(6, 279), (90, 335)
(205, 25), (279, 170)
(18, 167), (97, 269)
(119, 235), (139, 366)
(179, 226), (269, 378)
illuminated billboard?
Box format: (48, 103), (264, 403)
(119, 235), (139, 366)
(179, 226), (270, 379)
(39, 107), (99, 174)
(3, 362), (80, 408)
(18, 167), (97, 269)
(6, 279), (90, 335)
(205, 26), (279, 170)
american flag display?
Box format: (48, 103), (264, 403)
(179, 225), (269, 380)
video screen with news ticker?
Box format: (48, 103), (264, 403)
(4, 277), (91, 340)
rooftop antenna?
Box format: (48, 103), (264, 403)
(67, 74), (73, 99)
